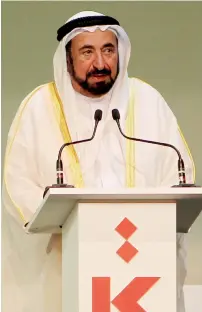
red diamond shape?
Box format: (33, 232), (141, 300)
(116, 241), (138, 263)
(115, 217), (137, 239)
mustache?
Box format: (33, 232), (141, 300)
(87, 68), (111, 78)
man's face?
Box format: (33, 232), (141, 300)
(67, 29), (119, 97)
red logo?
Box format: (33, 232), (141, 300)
(92, 218), (160, 311)
(92, 277), (160, 312)
(115, 217), (138, 263)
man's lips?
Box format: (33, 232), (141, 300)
(92, 74), (108, 77)
(90, 73), (109, 80)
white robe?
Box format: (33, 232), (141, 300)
(2, 77), (195, 312)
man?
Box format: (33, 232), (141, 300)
(2, 10), (195, 312)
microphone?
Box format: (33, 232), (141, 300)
(112, 108), (196, 187)
(43, 109), (102, 197)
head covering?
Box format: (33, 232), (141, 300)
(53, 11), (131, 181)
(56, 13), (120, 41)
(53, 11), (131, 132)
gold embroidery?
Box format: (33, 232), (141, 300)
(178, 125), (196, 182)
(49, 83), (84, 187)
(4, 84), (46, 222)
(126, 79), (135, 187)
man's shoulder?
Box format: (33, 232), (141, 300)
(22, 81), (54, 101)
(128, 77), (176, 121)
(7, 82), (55, 137)
(129, 77), (162, 98)
(17, 81), (55, 115)
(11, 82), (54, 124)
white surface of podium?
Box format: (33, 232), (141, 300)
(26, 187), (202, 312)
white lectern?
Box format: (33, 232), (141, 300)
(26, 187), (202, 312)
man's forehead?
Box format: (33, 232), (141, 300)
(72, 29), (117, 47)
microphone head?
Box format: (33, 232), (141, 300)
(94, 109), (102, 121)
(112, 109), (120, 120)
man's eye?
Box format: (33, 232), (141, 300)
(103, 48), (113, 54)
(83, 50), (92, 55)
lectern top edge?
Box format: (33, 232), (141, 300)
(45, 186), (202, 198)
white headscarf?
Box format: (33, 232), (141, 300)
(53, 11), (131, 186)
(53, 11), (131, 131)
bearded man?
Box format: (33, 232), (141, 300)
(2, 11), (195, 312)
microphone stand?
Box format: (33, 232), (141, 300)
(112, 109), (197, 188)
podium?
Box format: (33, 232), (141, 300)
(26, 187), (202, 312)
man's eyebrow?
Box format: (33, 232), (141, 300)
(79, 45), (94, 51)
(79, 42), (116, 52)
(102, 43), (116, 48)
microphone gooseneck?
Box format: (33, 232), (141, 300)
(112, 108), (194, 187)
(56, 109), (102, 185)
(43, 109), (102, 197)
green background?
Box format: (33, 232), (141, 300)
(2, 1), (202, 284)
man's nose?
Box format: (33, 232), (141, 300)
(93, 52), (105, 70)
